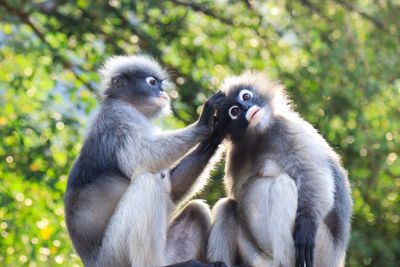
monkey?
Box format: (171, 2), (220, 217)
(207, 71), (352, 267)
(64, 55), (227, 267)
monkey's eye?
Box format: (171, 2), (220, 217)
(229, 106), (240, 120)
(239, 89), (253, 101)
(146, 77), (157, 86)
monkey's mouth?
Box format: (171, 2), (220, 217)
(250, 109), (260, 120)
(246, 106), (264, 126)
(154, 94), (170, 108)
(159, 92), (169, 101)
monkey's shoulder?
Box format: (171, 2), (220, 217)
(272, 114), (339, 161)
(97, 99), (153, 128)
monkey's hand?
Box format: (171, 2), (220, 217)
(197, 106), (230, 153)
(197, 91), (225, 136)
(293, 216), (316, 267)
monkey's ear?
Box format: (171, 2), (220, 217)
(111, 74), (128, 87)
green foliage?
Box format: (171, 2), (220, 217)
(0, 0), (399, 266)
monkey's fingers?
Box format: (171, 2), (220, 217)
(306, 244), (314, 267)
(207, 91), (226, 108)
(295, 243), (306, 267)
(207, 262), (228, 267)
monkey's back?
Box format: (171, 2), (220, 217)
(64, 98), (155, 260)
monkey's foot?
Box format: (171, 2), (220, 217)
(165, 260), (228, 267)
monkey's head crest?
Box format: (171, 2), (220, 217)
(99, 55), (175, 118)
(221, 70), (290, 113)
(216, 71), (291, 140)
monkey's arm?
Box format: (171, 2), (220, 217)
(142, 124), (210, 172)
(169, 134), (223, 202)
(169, 106), (229, 202)
(136, 91), (225, 174)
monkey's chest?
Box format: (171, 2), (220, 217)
(239, 177), (277, 255)
(227, 150), (277, 198)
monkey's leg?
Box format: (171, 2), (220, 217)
(242, 174), (297, 267)
(207, 198), (239, 267)
(267, 174), (298, 267)
(91, 173), (172, 267)
(165, 200), (212, 264)
(236, 226), (273, 267)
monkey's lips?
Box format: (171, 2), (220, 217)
(154, 93), (170, 108)
(246, 106), (264, 126)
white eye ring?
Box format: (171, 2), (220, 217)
(229, 106), (240, 120)
(146, 77), (157, 86)
(239, 89), (253, 101)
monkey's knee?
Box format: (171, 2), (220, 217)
(207, 198), (238, 266)
(210, 198), (236, 219)
(167, 200), (212, 263)
(180, 199), (212, 229)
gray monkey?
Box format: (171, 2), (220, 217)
(207, 71), (352, 267)
(64, 55), (227, 267)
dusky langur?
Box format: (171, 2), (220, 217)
(207, 71), (352, 267)
(65, 55), (227, 267)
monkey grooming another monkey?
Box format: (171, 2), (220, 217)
(65, 55), (227, 267)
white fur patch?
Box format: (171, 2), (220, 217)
(242, 174), (297, 267)
(259, 159), (283, 177)
(99, 173), (173, 266)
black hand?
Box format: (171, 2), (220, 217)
(197, 111), (230, 153)
(294, 216), (316, 267)
(198, 91), (225, 127)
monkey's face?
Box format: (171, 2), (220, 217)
(217, 87), (271, 141)
(108, 69), (174, 118)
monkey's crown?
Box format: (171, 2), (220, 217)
(99, 54), (169, 89)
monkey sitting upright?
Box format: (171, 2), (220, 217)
(207, 71), (352, 267)
(65, 55), (227, 267)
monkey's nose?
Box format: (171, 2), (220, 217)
(243, 103), (252, 111)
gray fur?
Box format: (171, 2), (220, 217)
(65, 55), (225, 267)
(207, 198), (239, 266)
(207, 72), (352, 267)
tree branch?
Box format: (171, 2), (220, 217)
(333, 0), (386, 29)
(170, 0), (234, 25)
(107, 5), (203, 123)
(299, 0), (335, 23)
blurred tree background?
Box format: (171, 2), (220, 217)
(0, 0), (399, 266)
